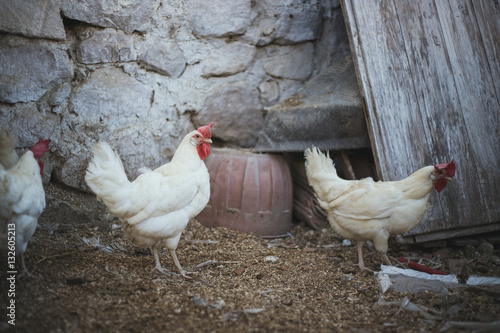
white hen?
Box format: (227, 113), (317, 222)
(0, 130), (50, 278)
(305, 147), (455, 271)
(85, 123), (214, 278)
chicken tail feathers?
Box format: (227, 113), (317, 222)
(304, 146), (348, 204)
(304, 146), (339, 180)
(85, 142), (132, 218)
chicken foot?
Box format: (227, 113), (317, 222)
(169, 249), (198, 279)
(152, 246), (174, 274)
(381, 253), (392, 266)
(17, 254), (32, 279)
(354, 240), (373, 272)
(151, 246), (196, 279)
(354, 241), (393, 272)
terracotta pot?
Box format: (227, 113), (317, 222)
(197, 148), (293, 236)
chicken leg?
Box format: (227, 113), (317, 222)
(169, 249), (196, 279)
(151, 246), (195, 279)
(381, 254), (392, 266)
(355, 240), (393, 272)
(152, 246), (173, 274)
(354, 240), (372, 271)
(17, 254), (31, 279)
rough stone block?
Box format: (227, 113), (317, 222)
(194, 82), (264, 147)
(138, 40), (186, 78)
(0, 44), (73, 103)
(0, 0), (66, 40)
(61, 0), (159, 34)
(77, 29), (137, 64)
(202, 43), (256, 77)
(186, 0), (251, 37)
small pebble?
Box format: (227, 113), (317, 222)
(340, 274), (353, 284)
(66, 277), (87, 286)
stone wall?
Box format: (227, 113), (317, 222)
(0, 0), (350, 191)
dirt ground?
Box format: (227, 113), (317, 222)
(2, 193), (500, 332)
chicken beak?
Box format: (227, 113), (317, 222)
(446, 176), (453, 182)
(203, 138), (213, 144)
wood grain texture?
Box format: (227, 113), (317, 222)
(341, 0), (500, 240)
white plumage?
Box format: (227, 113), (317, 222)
(0, 131), (49, 278)
(85, 126), (213, 278)
(304, 146), (455, 271)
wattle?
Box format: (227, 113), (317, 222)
(434, 179), (447, 193)
(38, 160), (44, 176)
(197, 143), (211, 160)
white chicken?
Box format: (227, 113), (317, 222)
(85, 123), (214, 279)
(0, 130), (50, 278)
(304, 147), (455, 271)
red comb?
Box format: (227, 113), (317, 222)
(30, 139), (50, 160)
(197, 122), (215, 139)
(434, 160), (456, 177)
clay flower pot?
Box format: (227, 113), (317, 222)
(197, 148), (293, 236)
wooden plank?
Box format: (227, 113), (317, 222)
(341, 0), (500, 240)
(342, 0), (427, 180)
(466, 0), (500, 218)
(342, 1), (415, 179)
(435, 0), (500, 222)
(392, 0), (489, 233)
(473, 0), (500, 98)
(342, 0), (452, 232)
(413, 222), (500, 243)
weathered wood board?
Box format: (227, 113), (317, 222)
(341, 0), (500, 242)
